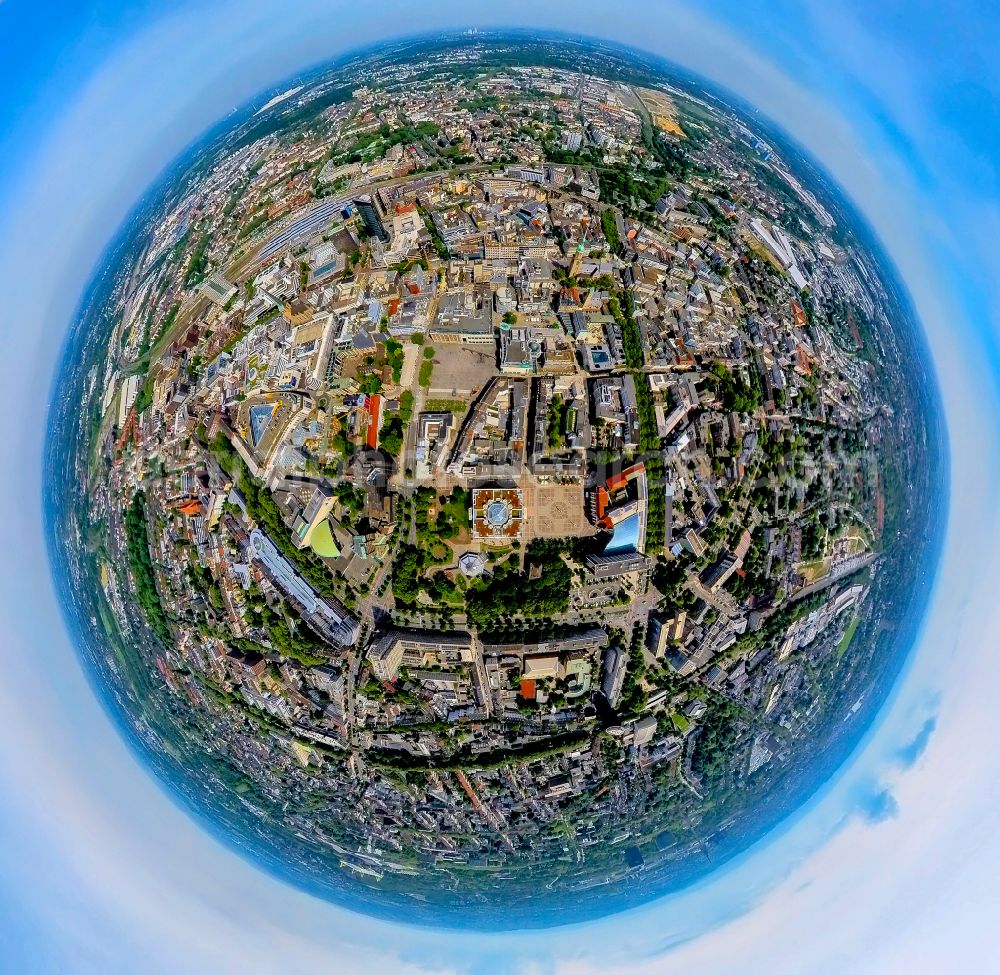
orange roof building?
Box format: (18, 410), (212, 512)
(365, 394), (382, 450)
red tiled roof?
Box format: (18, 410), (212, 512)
(365, 393), (382, 450)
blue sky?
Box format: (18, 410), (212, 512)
(0, 2), (997, 972)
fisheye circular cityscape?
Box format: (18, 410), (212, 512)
(46, 32), (941, 928)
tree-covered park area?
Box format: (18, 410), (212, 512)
(617, 623), (649, 717)
(600, 208), (621, 254)
(705, 360), (764, 413)
(597, 164), (670, 219)
(691, 696), (745, 787)
(384, 338), (405, 383)
(413, 486), (469, 553)
(338, 121), (440, 163)
(465, 539), (573, 631)
(125, 492), (172, 644)
(418, 350), (435, 388)
(379, 390), (414, 458)
(235, 600), (329, 667)
(546, 393), (571, 450)
(390, 487), (471, 607)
